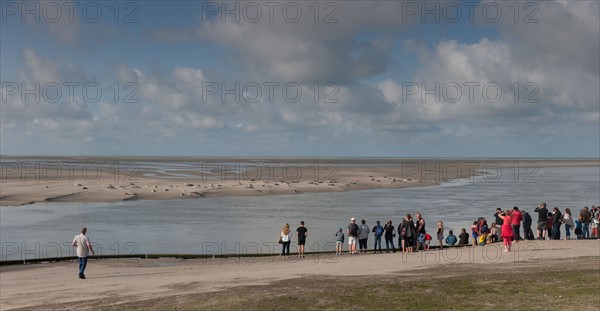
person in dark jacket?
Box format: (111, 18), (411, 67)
(522, 211), (534, 240)
(534, 203), (549, 240)
(493, 207), (504, 237)
(551, 207), (563, 240)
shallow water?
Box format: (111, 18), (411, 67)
(1, 166), (598, 260)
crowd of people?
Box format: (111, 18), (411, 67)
(278, 204), (600, 256)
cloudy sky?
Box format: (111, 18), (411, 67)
(1, 0), (598, 157)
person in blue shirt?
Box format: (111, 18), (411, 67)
(371, 220), (384, 254)
(445, 230), (458, 246)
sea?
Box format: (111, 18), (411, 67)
(1, 163), (598, 260)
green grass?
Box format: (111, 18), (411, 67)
(16, 257), (600, 311)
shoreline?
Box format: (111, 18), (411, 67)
(1, 158), (598, 207)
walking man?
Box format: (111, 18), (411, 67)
(72, 227), (95, 279)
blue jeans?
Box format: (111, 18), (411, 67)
(78, 257), (88, 276)
(281, 241), (290, 256)
(583, 224), (590, 238)
(385, 238), (395, 252)
(373, 236), (382, 252)
(564, 224), (571, 238)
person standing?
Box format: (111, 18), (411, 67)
(563, 208), (575, 240)
(347, 218), (359, 255)
(280, 223), (292, 258)
(335, 228), (345, 255)
(534, 203), (549, 240)
(580, 207), (592, 239)
(357, 219), (370, 254)
(511, 206), (523, 242)
(498, 211), (514, 252)
(470, 221), (479, 246)
(296, 221), (308, 258)
(372, 220), (384, 254)
(436, 221), (444, 249)
(522, 211), (534, 240)
(384, 220), (396, 253)
(551, 207), (562, 240)
(415, 213), (426, 252)
(493, 208), (504, 237)
(400, 214), (415, 253)
(72, 227), (95, 279)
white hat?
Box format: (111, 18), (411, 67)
(351, 217), (355, 221)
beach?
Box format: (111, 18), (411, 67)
(1, 157), (598, 206)
(1, 240), (598, 310)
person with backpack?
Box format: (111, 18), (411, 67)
(357, 219), (370, 254)
(384, 220), (396, 253)
(347, 218), (359, 255)
(372, 220), (384, 253)
(400, 214), (415, 253)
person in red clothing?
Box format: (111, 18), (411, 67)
(498, 210), (514, 252)
(511, 206), (523, 242)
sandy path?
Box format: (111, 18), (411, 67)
(1, 240), (599, 310)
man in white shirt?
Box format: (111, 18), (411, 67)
(72, 227), (95, 279)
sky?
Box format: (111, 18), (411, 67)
(1, 0), (599, 157)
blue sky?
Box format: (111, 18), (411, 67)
(1, 0), (599, 157)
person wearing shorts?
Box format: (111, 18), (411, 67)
(296, 221), (308, 258)
(415, 213), (426, 251)
(534, 203), (549, 239)
(335, 228), (344, 255)
(347, 218), (358, 254)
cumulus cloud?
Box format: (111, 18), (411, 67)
(1, 1), (598, 156)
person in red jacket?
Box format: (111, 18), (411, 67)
(498, 211), (514, 252)
(511, 206), (523, 242)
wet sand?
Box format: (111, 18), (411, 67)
(1, 157), (597, 206)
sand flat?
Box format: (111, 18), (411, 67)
(1, 240), (598, 310)
(1, 157), (598, 206)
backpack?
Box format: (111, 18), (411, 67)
(375, 225), (384, 236)
(400, 222), (407, 237)
(349, 223), (358, 236)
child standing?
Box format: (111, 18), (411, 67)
(575, 216), (583, 239)
(471, 221), (478, 247)
(335, 228), (345, 255)
(436, 221), (444, 249)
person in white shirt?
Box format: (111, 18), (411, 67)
(72, 227), (95, 279)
